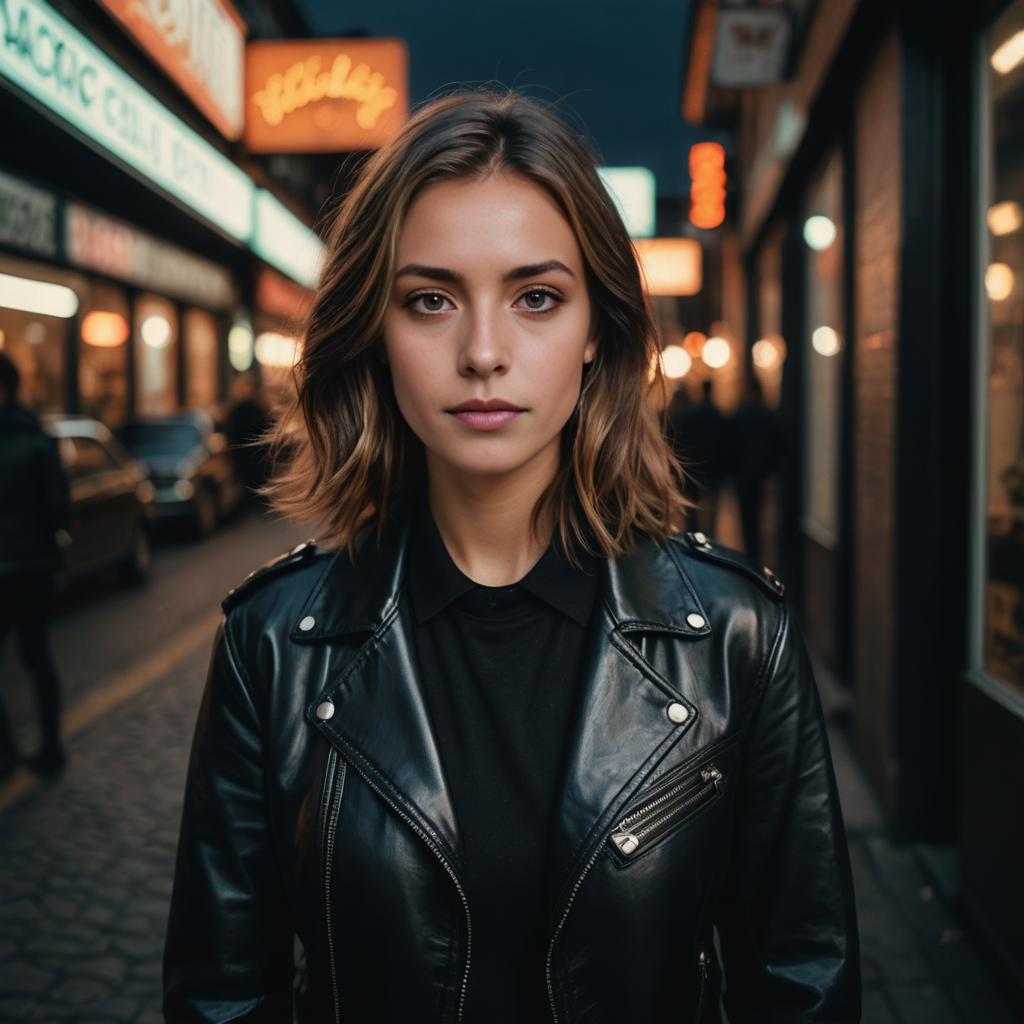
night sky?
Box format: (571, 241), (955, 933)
(293, 0), (699, 200)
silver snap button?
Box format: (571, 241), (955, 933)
(693, 531), (707, 545)
(298, 615), (316, 632)
(686, 612), (706, 629)
(315, 700), (335, 721)
(667, 702), (689, 724)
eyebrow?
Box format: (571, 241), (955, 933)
(394, 259), (576, 283)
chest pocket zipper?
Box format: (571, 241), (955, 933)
(695, 947), (710, 1022)
(609, 760), (725, 859)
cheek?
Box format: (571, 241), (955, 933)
(524, 319), (590, 410)
(383, 321), (435, 408)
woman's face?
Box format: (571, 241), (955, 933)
(382, 172), (596, 484)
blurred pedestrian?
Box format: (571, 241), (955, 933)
(222, 371), (271, 507)
(0, 352), (71, 778)
(731, 374), (788, 568)
(665, 377), (728, 536)
(165, 90), (859, 1024)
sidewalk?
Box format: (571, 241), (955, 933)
(814, 642), (1018, 1024)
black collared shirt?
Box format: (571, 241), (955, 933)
(406, 493), (599, 1022)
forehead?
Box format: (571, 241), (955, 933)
(396, 173), (582, 271)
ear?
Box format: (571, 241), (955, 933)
(583, 334), (598, 365)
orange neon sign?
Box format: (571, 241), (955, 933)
(245, 39), (408, 153)
(689, 142), (727, 230)
(98, 0), (246, 140)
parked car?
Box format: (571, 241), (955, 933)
(113, 412), (244, 537)
(40, 414), (156, 586)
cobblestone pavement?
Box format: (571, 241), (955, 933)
(0, 640), (209, 1022)
(0, 513), (1020, 1021)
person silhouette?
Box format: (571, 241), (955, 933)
(0, 352), (71, 778)
(665, 377), (728, 536)
(730, 374), (788, 568)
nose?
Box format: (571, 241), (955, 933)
(457, 304), (509, 377)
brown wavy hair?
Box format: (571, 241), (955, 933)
(261, 88), (692, 565)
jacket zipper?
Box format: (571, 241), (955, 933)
(695, 946), (709, 1022)
(609, 763), (723, 858)
(545, 760), (724, 1021)
(326, 757), (473, 1023)
(545, 837), (605, 1023)
(321, 747), (346, 1024)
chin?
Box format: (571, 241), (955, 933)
(431, 441), (549, 479)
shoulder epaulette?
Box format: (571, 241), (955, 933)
(222, 539), (323, 613)
(673, 530), (786, 600)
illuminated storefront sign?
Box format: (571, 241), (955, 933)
(711, 7), (792, 88)
(245, 38), (407, 152)
(97, 0), (246, 139)
(251, 190), (322, 290)
(0, 169), (56, 257)
(634, 238), (702, 296)
(0, 0), (254, 240)
(65, 203), (235, 309)
(598, 167), (656, 238)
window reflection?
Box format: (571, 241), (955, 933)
(985, 0), (1024, 693)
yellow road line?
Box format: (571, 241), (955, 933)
(0, 608), (223, 813)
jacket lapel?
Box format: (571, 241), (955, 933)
(545, 534), (711, 919)
(298, 509), (463, 870)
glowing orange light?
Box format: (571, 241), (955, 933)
(82, 311), (129, 348)
(634, 238), (702, 296)
(689, 142), (726, 230)
(683, 331), (707, 356)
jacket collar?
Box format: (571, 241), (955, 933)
(291, 505), (711, 643)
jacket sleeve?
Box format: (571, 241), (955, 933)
(713, 602), (861, 1022)
(163, 619), (295, 1022)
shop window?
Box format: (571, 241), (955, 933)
(981, 0), (1024, 698)
(0, 255), (78, 412)
(184, 308), (220, 409)
(79, 282), (130, 427)
(801, 148), (845, 549)
(135, 293), (179, 416)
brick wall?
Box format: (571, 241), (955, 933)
(852, 29), (901, 820)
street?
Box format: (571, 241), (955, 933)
(0, 509), (1018, 1022)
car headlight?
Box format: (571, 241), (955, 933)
(173, 480), (195, 501)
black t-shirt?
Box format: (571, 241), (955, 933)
(405, 494), (599, 1022)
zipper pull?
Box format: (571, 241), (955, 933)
(611, 831), (640, 856)
(698, 948), (709, 978)
(701, 765), (723, 796)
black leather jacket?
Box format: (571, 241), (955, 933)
(163, 509), (861, 1023)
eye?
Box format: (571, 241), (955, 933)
(406, 291), (454, 315)
(515, 287), (562, 313)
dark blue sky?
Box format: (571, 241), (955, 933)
(294, 0), (698, 200)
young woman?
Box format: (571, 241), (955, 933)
(163, 90), (860, 1024)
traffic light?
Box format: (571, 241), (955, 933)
(689, 142), (726, 230)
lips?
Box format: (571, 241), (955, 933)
(446, 398), (525, 431)
(447, 398), (524, 412)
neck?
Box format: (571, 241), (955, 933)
(424, 448), (559, 587)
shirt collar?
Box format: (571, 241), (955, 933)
(406, 491), (598, 628)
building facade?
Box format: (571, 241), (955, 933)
(685, 0), (1024, 1001)
(0, 0), (321, 426)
